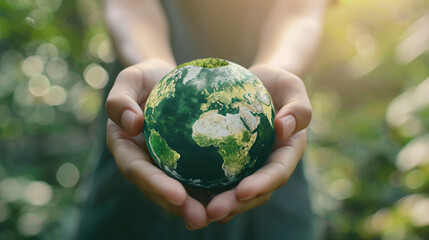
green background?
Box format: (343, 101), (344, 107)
(0, 0), (428, 239)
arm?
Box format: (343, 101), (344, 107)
(104, 0), (176, 66)
(253, 0), (329, 77)
(251, 0), (329, 137)
(104, 0), (208, 230)
(206, 0), (329, 224)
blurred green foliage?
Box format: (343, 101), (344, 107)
(307, 0), (429, 239)
(0, 0), (113, 239)
(0, 0), (428, 239)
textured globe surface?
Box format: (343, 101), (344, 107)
(143, 58), (275, 190)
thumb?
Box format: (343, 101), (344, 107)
(254, 66), (311, 140)
(105, 66), (148, 136)
(274, 85), (312, 139)
(105, 59), (174, 136)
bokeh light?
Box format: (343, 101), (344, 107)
(43, 85), (67, 106)
(88, 33), (115, 63)
(327, 178), (355, 200)
(45, 58), (68, 81)
(73, 86), (102, 123)
(409, 197), (429, 227)
(27, 8), (52, 29)
(97, 39), (115, 63)
(386, 77), (429, 138)
(363, 208), (393, 234)
(404, 168), (426, 190)
(83, 63), (108, 89)
(0, 177), (27, 202)
(14, 83), (34, 107)
(395, 14), (429, 65)
(36, 43), (59, 59)
(17, 212), (45, 237)
(50, 36), (71, 57)
(21, 56), (44, 77)
(396, 135), (429, 171)
(28, 75), (50, 97)
(56, 163), (80, 188)
(24, 181), (53, 206)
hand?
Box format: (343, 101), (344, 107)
(105, 59), (209, 230)
(206, 64), (312, 223)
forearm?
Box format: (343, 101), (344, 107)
(104, 0), (175, 66)
(252, 0), (328, 77)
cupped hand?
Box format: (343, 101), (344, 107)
(105, 59), (209, 230)
(206, 64), (312, 223)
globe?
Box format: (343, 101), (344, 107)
(143, 58), (275, 190)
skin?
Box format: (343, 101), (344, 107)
(104, 0), (329, 231)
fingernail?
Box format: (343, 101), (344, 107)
(281, 115), (296, 139)
(238, 194), (254, 201)
(185, 221), (196, 231)
(167, 197), (183, 206)
(121, 109), (136, 133)
(208, 214), (228, 222)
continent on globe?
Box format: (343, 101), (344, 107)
(144, 58), (276, 190)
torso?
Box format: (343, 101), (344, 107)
(162, 0), (275, 67)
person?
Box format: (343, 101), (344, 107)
(76, 0), (331, 239)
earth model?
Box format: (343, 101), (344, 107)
(143, 58), (275, 190)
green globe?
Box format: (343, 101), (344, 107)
(143, 58), (275, 190)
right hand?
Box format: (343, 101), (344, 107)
(105, 59), (209, 230)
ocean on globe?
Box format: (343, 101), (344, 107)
(143, 58), (275, 190)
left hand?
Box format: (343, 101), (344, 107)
(205, 64), (312, 224)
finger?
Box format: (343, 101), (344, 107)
(236, 131), (307, 201)
(105, 66), (147, 136)
(207, 190), (237, 221)
(181, 196), (209, 230)
(105, 60), (169, 136)
(251, 66), (312, 140)
(271, 73), (311, 139)
(107, 119), (208, 229)
(207, 189), (272, 222)
(106, 120), (187, 206)
(274, 96), (311, 140)
(274, 114), (297, 142)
